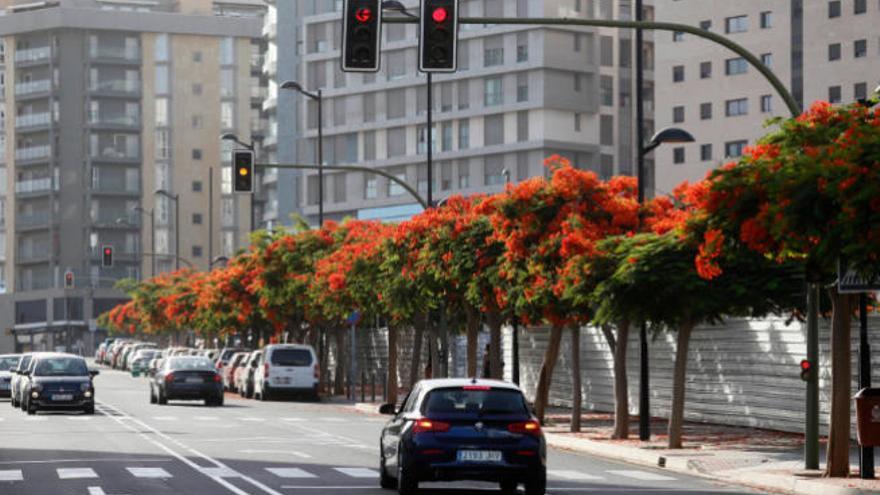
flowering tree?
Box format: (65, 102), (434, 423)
(697, 101), (880, 474)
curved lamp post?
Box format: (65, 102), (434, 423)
(155, 189), (180, 271)
(280, 80), (324, 226)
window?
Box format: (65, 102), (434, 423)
(574, 74), (582, 92)
(154, 34), (169, 62)
(700, 102), (712, 120)
(155, 65), (169, 94)
(700, 144), (713, 161)
(192, 83), (202, 95)
(484, 36), (504, 67)
(725, 15), (748, 34)
(192, 246), (203, 258)
(441, 122), (454, 151)
(458, 162), (470, 189)
(574, 112), (581, 131)
(855, 0), (866, 14)
(192, 115), (203, 128)
(600, 76), (613, 106)
(599, 36), (613, 66)
(387, 168), (406, 196)
(673, 106), (685, 123)
(761, 95), (773, 113)
(193, 51), (202, 62)
(828, 85), (842, 103)
(699, 20), (711, 30)
(221, 101), (234, 129)
(854, 39), (867, 58)
(855, 82), (868, 100)
(700, 61), (712, 79)
(600, 115), (614, 145)
(516, 33), (528, 62)
(672, 65), (684, 82)
(387, 127), (406, 157)
(828, 1), (841, 18)
(458, 80), (470, 110)
(760, 11), (772, 28)
(518, 111), (529, 141)
(725, 140), (747, 157)
(672, 31), (684, 42)
(155, 98), (168, 127)
(387, 88), (405, 119)
(192, 149), (202, 160)
(517, 73), (529, 102)
(725, 98), (748, 116)
(673, 147), (685, 164)
(829, 43), (841, 61)
(484, 115), (504, 146)
(192, 181), (202, 192)
(458, 119), (470, 150)
(725, 57), (748, 75)
(484, 77), (503, 106)
(483, 156), (505, 186)
(333, 174), (346, 203)
(574, 33), (583, 51)
(192, 213), (203, 225)
(761, 53), (773, 67)
(364, 174), (377, 199)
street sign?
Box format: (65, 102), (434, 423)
(838, 259), (880, 293)
(346, 310), (362, 326)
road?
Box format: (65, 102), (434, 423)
(0, 366), (763, 495)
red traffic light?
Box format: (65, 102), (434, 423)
(104, 247), (112, 256)
(800, 359), (811, 371)
(432, 6), (448, 23)
(355, 7), (372, 23)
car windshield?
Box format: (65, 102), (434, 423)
(17, 356), (32, 371)
(34, 357), (89, 377)
(0, 356), (20, 371)
(270, 349), (312, 366)
(423, 387), (528, 416)
(167, 357), (214, 371)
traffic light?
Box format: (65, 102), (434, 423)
(342, 0), (382, 72)
(102, 245), (113, 268)
(419, 0), (459, 72)
(800, 359), (814, 382)
(64, 270), (74, 289)
(233, 149), (255, 193)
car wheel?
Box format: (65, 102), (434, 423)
(83, 404), (95, 415)
(379, 454), (396, 489)
(158, 389), (168, 405)
(150, 388), (157, 404)
(20, 395), (27, 411)
(11, 395), (18, 408)
(260, 385), (270, 401)
(396, 451), (417, 495)
(26, 399), (36, 416)
(500, 479), (518, 494)
(524, 469), (546, 495)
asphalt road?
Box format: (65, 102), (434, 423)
(0, 366), (764, 495)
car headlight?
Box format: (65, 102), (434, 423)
(31, 391), (39, 398)
(84, 390), (93, 398)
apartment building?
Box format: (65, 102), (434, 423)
(0, 0), (264, 353)
(262, 0), (655, 225)
(654, 0), (880, 196)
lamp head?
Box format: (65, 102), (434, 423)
(280, 80), (303, 92)
(649, 127), (695, 146)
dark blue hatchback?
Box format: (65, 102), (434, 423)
(379, 378), (546, 495)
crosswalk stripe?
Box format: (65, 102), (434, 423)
(0, 470), (23, 481)
(57, 468), (98, 479)
(334, 467), (378, 478)
(127, 467), (172, 479)
(549, 470), (604, 481)
(240, 417), (266, 422)
(266, 467), (316, 478)
(194, 416), (219, 421)
(608, 470), (677, 481)
(281, 417), (305, 422)
(152, 416), (178, 421)
(199, 467), (238, 478)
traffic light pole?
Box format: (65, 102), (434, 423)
(805, 283), (820, 469)
(426, 73), (433, 207)
(859, 293), (874, 478)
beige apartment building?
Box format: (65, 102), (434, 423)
(0, 0), (264, 353)
(654, 0), (880, 196)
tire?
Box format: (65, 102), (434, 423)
(396, 451), (418, 495)
(11, 394), (18, 408)
(150, 388), (157, 404)
(500, 480), (518, 494)
(83, 404), (95, 415)
(26, 399), (36, 416)
(379, 455), (397, 489)
(20, 395), (28, 411)
(524, 469), (546, 495)
(216, 395), (224, 407)
(260, 385), (270, 401)
(157, 388), (168, 405)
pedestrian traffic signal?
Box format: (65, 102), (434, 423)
(102, 245), (113, 268)
(419, 0), (459, 72)
(64, 270), (74, 289)
(233, 149), (255, 193)
(342, 0), (382, 72)
(800, 359), (814, 382)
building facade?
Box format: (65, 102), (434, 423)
(654, 0), (880, 196)
(0, 0), (263, 353)
(262, 0), (655, 225)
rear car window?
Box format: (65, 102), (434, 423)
(221, 349), (243, 362)
(0, 356), (20, 371)
(423, 387), (528, 415)
(168, 357), (214, 370)
(270, 349), (312, 366)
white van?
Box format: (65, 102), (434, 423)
(253, 344), (319, 401)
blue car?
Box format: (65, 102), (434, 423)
(379, 378), (546, 495)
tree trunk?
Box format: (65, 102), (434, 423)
(466, 306), (480, 377)
(387, 325), (399, 406)
(571, 326), (582, 432)
(487, 311), (504, 379)
(409, 315), (425, 387)
(438, 311), (449, 378)
(825, 287), (853, 477)
(668, 321), (694, 449)
(534, 324), (564, 424)
(333, 328), (345, 396)
(611, 320), (631, 439)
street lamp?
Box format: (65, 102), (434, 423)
(502, 168), (521, 385)
(155, 190), (180, 271)
(280, 80), (324, 226)
(220, 133), (257, 233)
(210, 256), (230, 269)
(642, 127), (696, 155)
(132, 207), (155, 277)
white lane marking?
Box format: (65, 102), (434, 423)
(549, 470), (604, 481)
(152, 416), (178, 421)
(200, 467), (239, 478)
(0, 458), (168, 465)
(281, 417), (304, 422)
(57, 468), (99, 479)
(333, 467), (378, 478)
(88, 487), (130, 495)
(608, 470), (677, 481)
(24, 417), (47, 421)
(240, 418), (266, 422)
(266, 468), (316, 478)
(194, 416), (219, 421)
(280, 487), (375, 490)
(127, 467), (172, 479)
(0, 470), (23, 481)
(240, 450), (311, 458)
(69, 416), (93, 421)
(321, 418), (344, 422)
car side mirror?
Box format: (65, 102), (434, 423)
(89, 369), (100, 378)
(379, 403), (397, 415)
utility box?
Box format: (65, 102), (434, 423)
(854, 388), (880, 446)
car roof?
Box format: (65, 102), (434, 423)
(416, 378), (522, 392)
(32, 353), (86, 360)
(264, 344), (313, 351)
(0, 354), (21, 358)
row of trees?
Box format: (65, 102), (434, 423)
(101, 101), (880, 477)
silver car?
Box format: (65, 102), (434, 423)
(0, 354), (21, 399)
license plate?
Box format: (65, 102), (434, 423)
(457, 450), (502, 463)
(277, 377), (290, 384)
(51, 394), (73, 401)
(0, 383), (9, 390)
(185, 377), (203, 384)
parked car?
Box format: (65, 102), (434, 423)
(0, 354), (21, 398)
(147, 358), (164, 377)
(123, 343), (157, 371)
(223, 352), (248, 392)
(253, 344), (319, 401)
(236, 351), (262, 399)
(95, 338), (116, 364)
(378, 378), (546, 495)
(150, 356), (223, 406)
(216, 347), (246, 374)
(21, 353), (98, 415)
(130, 349), (160, 376)
(11, 353), (38, 408)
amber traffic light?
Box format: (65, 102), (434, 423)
(233, 150), (255, 193)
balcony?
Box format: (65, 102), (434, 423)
(88, 113), (140, 128)
(89, 79), (140, 95)
(14, 80), (51, 96)
(15, 145), (51, 162)
(16, 211), (51, 230)
(14, 46), (51, 64)
(89, 46), (140, 63)
(91, 181), (140, 196)
(250, 54), (264, 73)
(15, 178), (56, 195)
(15, 112), (52, 129)
(17, 246), (51, 263)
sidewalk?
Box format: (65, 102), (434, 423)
(348, 401), (880, 495)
